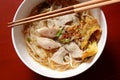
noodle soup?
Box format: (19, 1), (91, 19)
(23, 0), (101, 71)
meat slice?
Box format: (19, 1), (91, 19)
(65, 42), (83, 58)
(36, 27), (58, 38)
(51, 42), (83, 65)
(37, 37), (61, 50)
(53, 13), (79, 28)
(51, 47), (69, 65)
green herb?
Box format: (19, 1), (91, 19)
(56, 28), (63, 38)
(27, 38), (31, 42)
(60, 39), (70, 44)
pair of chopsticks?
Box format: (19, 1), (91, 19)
(8, 0), (120, 27)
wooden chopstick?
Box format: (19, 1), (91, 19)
(8, 0), (105, 27)
(8, 0), (104, 25)
(8, 0), (120, 27)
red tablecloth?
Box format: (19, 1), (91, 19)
(0, 0), (120, 80)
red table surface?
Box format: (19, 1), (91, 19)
(0, 0), (120, 80)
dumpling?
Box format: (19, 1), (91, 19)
(37, 37), (61, 50)
(36, 27), (58, 38)
(65, 42), (83, 58)
(51, 47), (69, 65)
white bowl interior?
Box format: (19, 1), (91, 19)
(12, 0), (107, 78)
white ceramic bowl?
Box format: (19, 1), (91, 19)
(12, 0), (107, 79)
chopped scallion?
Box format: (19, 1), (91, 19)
(56, 28), (63, 38)
(27, 38), (31, 42)
(60, 39), (70, 44)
